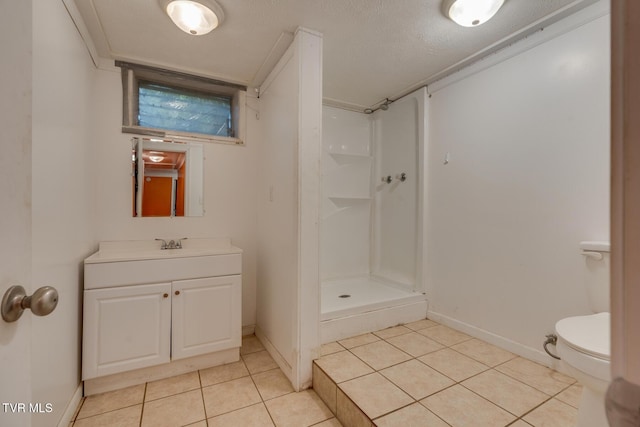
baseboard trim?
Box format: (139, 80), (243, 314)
(83, 348), (239, 396)
(427, 310), (567, 374)
(254, 326), (294, 385)
(242, 324), (256, 336)
(57, 384), (83, 427)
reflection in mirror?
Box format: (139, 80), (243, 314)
(132, 137), (204, 217)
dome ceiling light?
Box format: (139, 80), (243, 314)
(160, 0), (225, 36)
(442, 0), (505, 27)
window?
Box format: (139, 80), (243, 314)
(117, 61), (246, 144)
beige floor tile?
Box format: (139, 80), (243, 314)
(145, 371), (201, 401)
(373, 403), (449, 427)
(73, 405), (142, 427)
(417, 325), (472, 346)
(350, 340), (412, 370)
(314, 363), (338, 414)
(141, 389), (205, 427)
(321, 341), (345, 356)
(77, 384), (145, 419)
(338, 333), (380, 349)
(509, 421), (533, 427)
(242, 350), (279, 375)
(252, 368), (294, 401)
(315, 350), (374, 383)
(339, 373), (413, 419)
(380, 359), (454, 400)
(462, 370), (549, 416)
(418, 348), (489, 382)
(404, 319), (439, 331)
(386, 332), (444, 357)
(555, 384), (582, 408)
(313, 418), (344, 427)
(451, 339), (516, 367)
(241, 335), (266, 355)
(265, 390), (333, 427)
(202, 376), (262, 417)
(523, 398), (578, 427)
(184, 422), (207, 427)
(207, 403), (274, 427)
(336, 389), (373, 427)
(200, 360), (249, 387)
(373, 325), (412, 340)
(421, 384), (515, 427)
(495, 358), (575, 395)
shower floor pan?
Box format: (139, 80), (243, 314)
(320, 276), (428, 343)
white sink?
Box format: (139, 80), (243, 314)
(85, 238), (241, 263)
(84, 238), (242, 289)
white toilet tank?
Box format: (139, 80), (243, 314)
(580, 241), (610, 313)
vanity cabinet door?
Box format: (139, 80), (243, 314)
(82, 283), (172, 380)
(171, 275), (241, 360)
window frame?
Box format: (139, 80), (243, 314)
(117, 61), (247, 145)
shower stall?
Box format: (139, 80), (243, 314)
(320, 88), (428, 343)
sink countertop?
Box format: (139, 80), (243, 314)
(85, 238), (242, 264)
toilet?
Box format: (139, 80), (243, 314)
(555, 241), (610, 427)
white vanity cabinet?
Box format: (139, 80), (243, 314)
(83, 282), (172, 378)
(171, 275), (241, 360)
(82, 239), (242, 388)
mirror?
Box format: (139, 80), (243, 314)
(132, 138), (204, 217)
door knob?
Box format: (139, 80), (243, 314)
(1, 285), (59, 322)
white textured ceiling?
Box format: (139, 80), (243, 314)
(72, 0), (598, 110)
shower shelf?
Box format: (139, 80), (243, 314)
(328, 196), (371, 207)
(328, 151), (371, 160)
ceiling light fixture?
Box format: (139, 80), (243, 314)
(160, 0), (224, 36)
(147, 151), (165, 163)
(442, 0), (505, 27)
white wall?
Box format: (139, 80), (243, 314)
(321, 106), (372, 281)
(372, 92), (426, 288)
(426, 11), (610, 364)
(256, 28), (322, 390)
(89, 68), (259, 329)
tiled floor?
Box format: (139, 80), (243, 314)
(70, 320), (582, 427)
(70, 336), (339, 427)
(314, 319), (582, 427)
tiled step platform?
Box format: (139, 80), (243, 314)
(313, 319), (581, 427)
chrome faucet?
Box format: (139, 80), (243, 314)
(156, 238), (187, 250)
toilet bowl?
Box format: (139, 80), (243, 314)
(554, 241), (610, 427)
(556, 312), (610, 427)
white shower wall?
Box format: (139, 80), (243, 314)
(321, 107), (372, 280)
(372, 95), (421, 288)
(320, 92), (429, 342)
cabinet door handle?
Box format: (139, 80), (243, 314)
(163, 293), (169, 298)
(175, 291), (180, 296)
